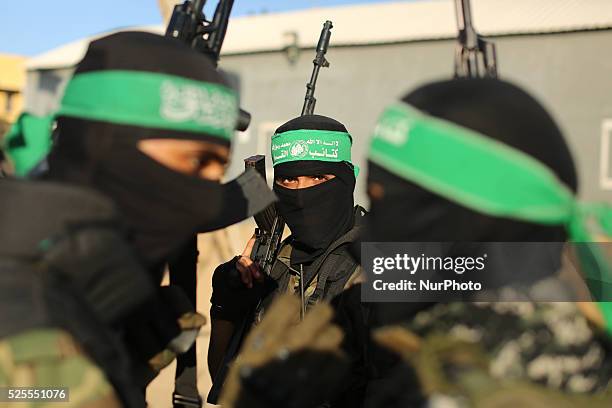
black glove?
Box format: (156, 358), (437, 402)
(210, 257), (276, 322)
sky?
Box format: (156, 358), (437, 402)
(0, 0), (399, 56)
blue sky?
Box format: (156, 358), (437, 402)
(0, 0), (398, 56)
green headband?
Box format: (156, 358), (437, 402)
(2, 113), (54, 177)
(271, 129), (359, 176)
(59, 70), (239, 141)
(370, 102), (612, 239)
(1, 71), (238, 178)
(369, 102), (612, 325)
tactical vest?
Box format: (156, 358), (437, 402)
(258, 206), (365, 318)
(0, 179), (155, 408)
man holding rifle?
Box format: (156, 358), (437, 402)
(208, 19), (374, 406)
(209, 113), (367, 402)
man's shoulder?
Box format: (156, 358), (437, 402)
(0, 179), (121, 258)
(0, 328), (122, 407)
(0, 178), (116, 215)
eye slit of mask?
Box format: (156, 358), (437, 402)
(274, 174), (335, 189)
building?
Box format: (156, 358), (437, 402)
(0, 54), (26, 136)
(24, 0), (612, 203)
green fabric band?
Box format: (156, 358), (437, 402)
(369, 102), (612, 320)
(599, 302), (612, 334)
(2, 113), (54, 177)
(59, 70), (238, 141)
(369, 102), (612, 240)
(271, 129), (358, 176)
(1, 71), (238, 177)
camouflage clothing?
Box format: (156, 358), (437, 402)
(406, 301), (612, 394)
(0, 329), (121, 408)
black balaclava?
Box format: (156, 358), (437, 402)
(45, 32), (273, 270)
(272, 115), (356, 265)
(363, 78), (579, 326)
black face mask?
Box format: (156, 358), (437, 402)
(92, 146), (274, 267)
(364, 162), (569, 244)
(274, 175), (354, 260)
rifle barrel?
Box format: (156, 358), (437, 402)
(192, 0), (206, 14)
(317, 21), (333, 54)
(455, 0), (471, 31)
(209, 0), (234, 61)
(302, 65), (321, 116)
(301, 21), (333, 116)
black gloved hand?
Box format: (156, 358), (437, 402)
(210, 257), (276, 322)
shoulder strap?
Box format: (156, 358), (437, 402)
(169, 237), (202, 408)
(256, 242), (293, 320)
(307, 247), (359, 308)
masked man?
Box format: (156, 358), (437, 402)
(360, 78), (612, 407)
(0, 31), (273, 407)
(209, 114), (369, 406)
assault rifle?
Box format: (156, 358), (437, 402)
(164, 2), (248, 407)
(166, 0), (251, 130)
(302, 21), (333, 115)
(244, 156), (286, 282)
(454, 0), (497, 78)
(207, 156), (284, 404)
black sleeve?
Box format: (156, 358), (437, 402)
(330, 285), (427, 408)
(330, 284), (370, 407)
